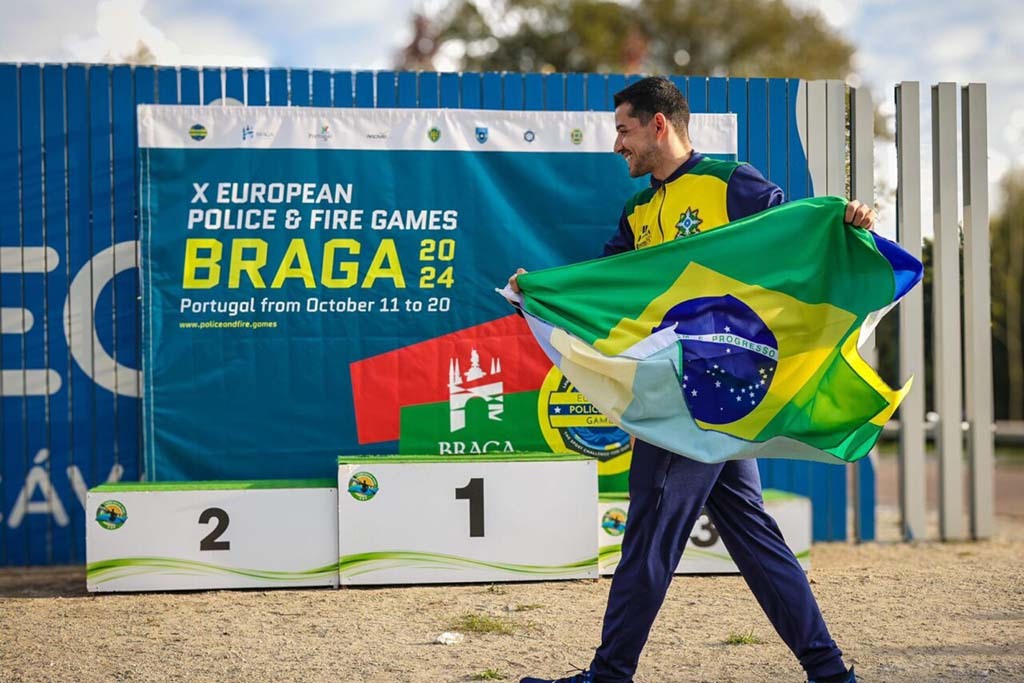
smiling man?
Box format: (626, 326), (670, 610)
(604, 80), (784, 251)
(512, 77), (873, 683)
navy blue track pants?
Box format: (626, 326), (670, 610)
(589, 439), (847, 682)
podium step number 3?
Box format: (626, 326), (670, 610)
(598, 489), (811, 575)
(338, 454), (599, 585)
(87, 480), (339, 592)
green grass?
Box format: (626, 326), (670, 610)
(995, 445), (1024, 461)
(471, 670), (506, 681)
(449, 613), (515, 635)
(724, 630), (766, 645)
(510, 603), (543, 612)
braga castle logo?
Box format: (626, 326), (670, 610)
(448, 349), (504, 431)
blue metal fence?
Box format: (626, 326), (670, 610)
(0, 64), (856, 566)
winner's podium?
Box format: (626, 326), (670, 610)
(87, 479), (340, 592)
(338, 454), (599, 585)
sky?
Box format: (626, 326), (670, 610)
(1, 0), (1021, 227)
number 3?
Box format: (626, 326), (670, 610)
(690, 511), (720, 548)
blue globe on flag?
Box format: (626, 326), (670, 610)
(654, 295), (778, 424)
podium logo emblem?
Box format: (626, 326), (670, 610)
(348, 472), (379, 501)
(601, 508), (627, 536)
(188, 124), (207, 141)
(96, 500), (128, 530)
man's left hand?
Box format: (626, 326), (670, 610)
(845, 200), (876, 231)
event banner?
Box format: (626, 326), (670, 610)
(138, 106), (736, 487)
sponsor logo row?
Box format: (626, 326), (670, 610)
(187, 123), (586, 145)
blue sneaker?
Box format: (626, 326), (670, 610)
(809, 666), (857, 683)
(520, 669), (594, 683)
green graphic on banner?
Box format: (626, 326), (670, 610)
(399, 391), (548, 455)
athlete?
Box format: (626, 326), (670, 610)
(510, 77), (873, 683)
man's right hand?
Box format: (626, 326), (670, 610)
(508, 267), (527, 293)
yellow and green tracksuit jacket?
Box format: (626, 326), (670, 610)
(603, 152), (784, 255)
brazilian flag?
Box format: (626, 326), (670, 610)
(507, 196), (922, 465)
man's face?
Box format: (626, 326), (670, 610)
(614, 103), (659, 178)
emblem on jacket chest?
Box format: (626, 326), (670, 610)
(675, 207), (703, 238)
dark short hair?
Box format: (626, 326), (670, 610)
(613, 76), (690, 137)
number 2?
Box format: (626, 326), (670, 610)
(199, 507), (231, 551)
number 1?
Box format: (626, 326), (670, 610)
(455, 478), (484, 537)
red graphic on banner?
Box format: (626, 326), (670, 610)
(350, 314), (552, 444)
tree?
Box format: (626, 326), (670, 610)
(118, 41), (157, 66)
(991, 169), (1024, 420)
(878, 166), (1024, 423)
(401, 0), (855, 80)
(874, 238), (934, 413)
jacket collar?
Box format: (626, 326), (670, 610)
(650, 151), (704, 189)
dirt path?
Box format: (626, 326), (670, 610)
(2, 529), (1023, 683)
(2, 457), (1022, 682)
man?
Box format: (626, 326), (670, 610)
(510, 77), (873, 683)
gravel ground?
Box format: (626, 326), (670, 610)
(2, 456), (1022, 683)
(1, 519), (1022, 682)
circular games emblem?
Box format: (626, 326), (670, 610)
(95, 500), (127, 530)
(189, 124), (208, 141)
(601, 508), (627, 536)
(347, 472), (379, 501)
(570, 128), (583, 145)
(654, 294), (778, 424)
(537, 367), (630, 460)
(428, 126), (441, 143)
(523, 130), (536, 143)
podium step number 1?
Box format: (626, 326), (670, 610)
(338, 454), (599, 585)
(87, 480), (339, 592)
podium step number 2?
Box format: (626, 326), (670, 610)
(87, 480), (339, 592)
(338, 454), (599, 585)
